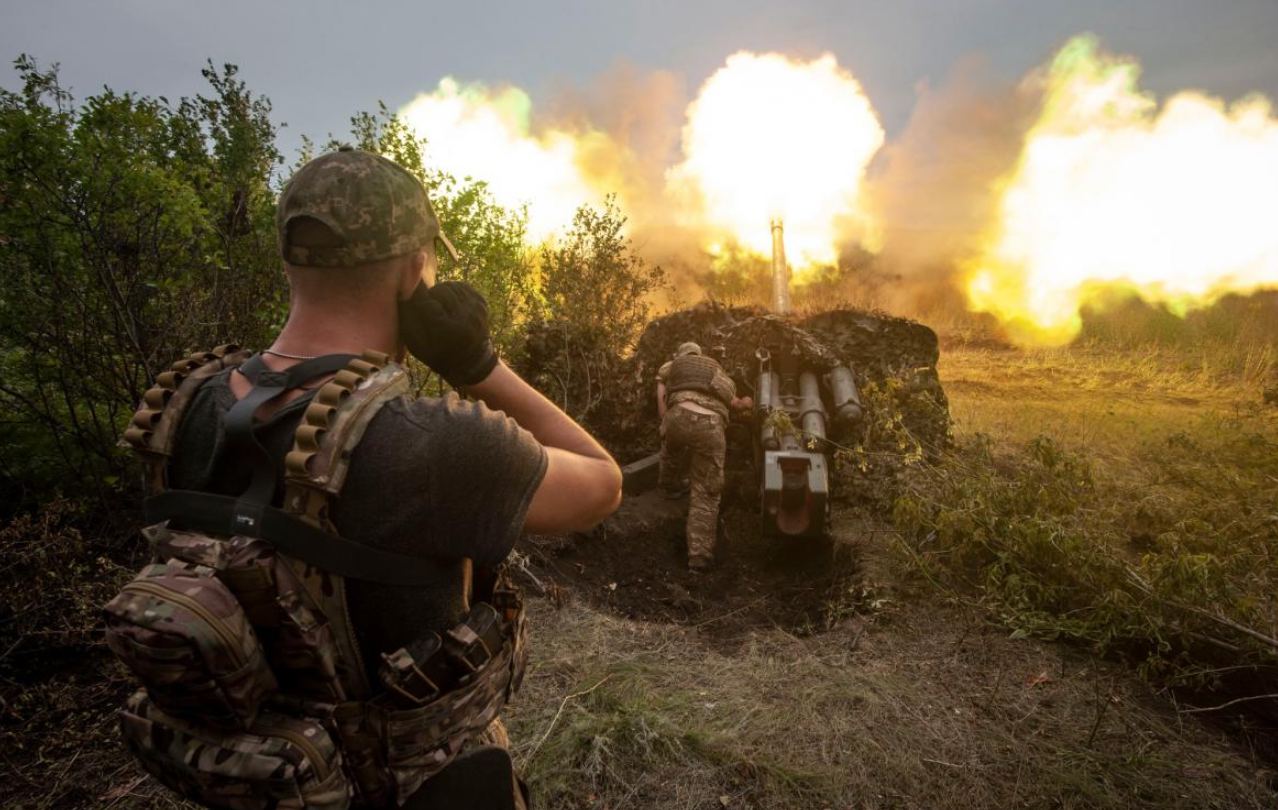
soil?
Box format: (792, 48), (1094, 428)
(521, 488), (874, 646)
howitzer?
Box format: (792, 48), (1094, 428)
(752, 217), (861, 540)
(753, 346), (862, 539)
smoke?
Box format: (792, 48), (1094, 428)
(397, 40), (1278, 338)
(966, 35), (1278, 345)
(542, 62), (711, 300)
(862, 56), (1038, 323)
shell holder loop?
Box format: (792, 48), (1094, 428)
(124, 344), (253, 494)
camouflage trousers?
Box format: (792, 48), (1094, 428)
(659, 407), (726, 561)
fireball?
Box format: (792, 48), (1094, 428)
(668, 52), (885, 276)
(397, 78), (608, 244)
(967, 35), (1278, 344)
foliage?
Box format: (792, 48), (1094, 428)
(701, 243), (771, 306)
(893, 417), (1278, 691)
(0, 56), (285, 509)
(830, 367), (947, 514)
(520, 198), (669, 420)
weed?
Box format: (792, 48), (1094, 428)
(897, 347), (1278, 704)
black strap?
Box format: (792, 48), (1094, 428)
(225, 353), (356, 509)
(146, 490), (452, 587)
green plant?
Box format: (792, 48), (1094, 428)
(520, 197), (669, 420)
(893, 421), (1278, 690)
(0, 56), (284, 510)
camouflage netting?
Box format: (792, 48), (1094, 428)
(520, 302), (951, 514)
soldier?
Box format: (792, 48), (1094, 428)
(133, 147), (622, 808)
(657, 342), (752, 570)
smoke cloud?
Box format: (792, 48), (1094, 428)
(860, 56), (1039, 324)
(398, 39), (1278, 339)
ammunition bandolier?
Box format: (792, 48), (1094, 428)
(106, 345), (528, 809)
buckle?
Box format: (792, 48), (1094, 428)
(379, 633), (445, 705)
(444, 625), (491, 675)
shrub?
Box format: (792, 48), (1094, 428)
(520, 198), (669, 421)
(0, 57), (285, 510)
(893, 426), (1278, 689)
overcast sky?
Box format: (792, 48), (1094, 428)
(4, 0), (1276, 159)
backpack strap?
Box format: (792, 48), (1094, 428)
(279, 349), (411, 703)
(124, 344), (253, 495)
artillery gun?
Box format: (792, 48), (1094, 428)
(747, 219), (865, 539)
(587, 220), (948, 550)
(752, 343), (863, 539)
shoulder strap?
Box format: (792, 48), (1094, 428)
(223, 352), (357, 510)
(124, 344), (253, 494)
(278, 349), (411, 703)
(282, 350), (411, 530)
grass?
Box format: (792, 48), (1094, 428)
(896, 342), (1278, 703)
(506, 595), (1275, 808)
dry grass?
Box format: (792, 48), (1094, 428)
(506, 591), (1275, 809)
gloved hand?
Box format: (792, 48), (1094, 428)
(398, 280), (499, 387)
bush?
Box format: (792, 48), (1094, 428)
(0, 57), (285, 511)
(520, 198), (669, 421)
(893, 426), (1278, 689)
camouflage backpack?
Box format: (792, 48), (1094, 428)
(106, 345), (528, 809)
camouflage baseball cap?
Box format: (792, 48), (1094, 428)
(277, 146), (456, 268)
(676, 341), (702, 357)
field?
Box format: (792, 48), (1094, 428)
(498, 341), (1278, 809)
(3, 340), (1277, 809)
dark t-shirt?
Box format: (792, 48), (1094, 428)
(168, 368), (547, 684)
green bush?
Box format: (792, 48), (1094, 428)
(893, 425), (1278, 688)
(520, 198), (669, 421)
(0, 57), (285, 510)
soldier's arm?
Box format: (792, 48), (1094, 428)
(656, 361), (671, 420)
(463, 361), (621, 533)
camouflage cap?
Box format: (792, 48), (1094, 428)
(676, 341), (702, 357)
(277, 146), (453, 268)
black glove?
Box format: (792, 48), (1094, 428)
(398, 280), (499, 387)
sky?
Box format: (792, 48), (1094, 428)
(3, 0), (1277, 160)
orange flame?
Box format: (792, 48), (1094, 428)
(667, 51), (885, 278)
(968, 35), (1278, 344)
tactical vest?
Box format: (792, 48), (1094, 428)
(105, 345), (528, 809)
(665, 354), (728, 406)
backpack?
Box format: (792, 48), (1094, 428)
(106, 345), (528, 809)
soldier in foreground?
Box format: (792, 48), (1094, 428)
(104, 147), (622, 809)
(657, 342), (752, 570)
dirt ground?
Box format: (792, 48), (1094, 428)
(523, 490), (868, 641)
(507, 492), (1277, 809)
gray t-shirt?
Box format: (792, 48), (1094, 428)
(169, 368), (547, 684)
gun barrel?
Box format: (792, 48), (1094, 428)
(770, 218), (791, 315)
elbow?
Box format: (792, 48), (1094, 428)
(586, 458), (623, 528)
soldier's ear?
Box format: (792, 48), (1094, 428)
(398, 250), (428, 300)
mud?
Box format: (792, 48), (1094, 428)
(521, 489), (874, 648)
